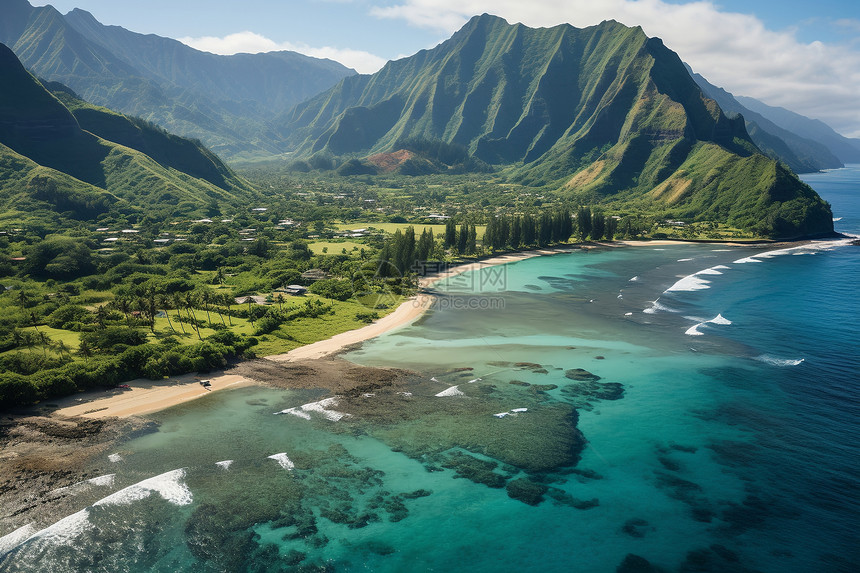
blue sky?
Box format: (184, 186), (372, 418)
(31, 0), (860, 137)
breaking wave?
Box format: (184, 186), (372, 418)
(755, 355), (805, 367)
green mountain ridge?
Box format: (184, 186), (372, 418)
(281, 14), (833, 238)
(687, 67), (843, 173)
(0, 42), (257, 227)
(734, 95), (860, 164)
(0, 0), (356, 160)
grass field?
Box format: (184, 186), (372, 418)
(308, 241), (365, 255)
(335, 222), (486, 238)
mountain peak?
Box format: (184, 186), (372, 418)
(65, 8), (100, 25)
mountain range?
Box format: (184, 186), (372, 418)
(0, 42), (255, 227)
(0, 3), (847, 238)
(281, 14), (833, 237)
(688, 67), (856, 172)
(0, 0), (355, 160)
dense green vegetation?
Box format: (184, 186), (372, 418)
(0, 10), (842, 413)
(0, 42), (260, 230)
(279, 15), (833, 238)
(0, 0), (354, 160)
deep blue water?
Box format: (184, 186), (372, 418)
(1, 167), (857, 572)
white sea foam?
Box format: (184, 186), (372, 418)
(733, 256), (762, 264)
(0, 524), (37, 556)
(362, 393), (375, 398)
(708, 314), (732, 325)
(833, 217), (842, 221)
(7, 470), (191, 553)
(215, 460), (233, 470)
(617, 294), (623, 299)
(278, 397), (348, 421)
(397, 391), (413, 397)
(50, 474), (116, 497)
(755, 355), (805, 367)
(301, 397), (348, 421)
(711, 249), (733, 252)
(624, 312), (633, 316)
(665, 274), (711, 292)
(495, 407), (528, 418)
(268, 453), (296, 470)
(279, 407), (312, 420)
(677, 258), (693, 262)
(685, 323), (705, 336)
(26, 509), (93, 546)
(644, 300), (677, 314)
(629, 276), (639, 282)
(108, 453), (123, 463)
(95, 469), (192, 507)
(467, 378), (482, 384)
(435, 386), (464, 397)
(87, 474), (116, 487)
(430, 377), (439, 382)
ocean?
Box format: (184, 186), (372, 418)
(1, 167), (858, 572)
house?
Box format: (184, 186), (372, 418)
(285, 285), (308, 295)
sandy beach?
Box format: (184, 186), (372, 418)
(52, 239), (805, 420)
(49, 248), (572, 419)
(52, 374), (252, 419)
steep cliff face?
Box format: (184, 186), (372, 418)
(0, 0), (355, 159)
(0, 42), (258, 224)
(279, 15), (832, 238)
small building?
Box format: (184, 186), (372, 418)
(285, 285), (308, 295)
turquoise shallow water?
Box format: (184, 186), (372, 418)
(1, 167), (858, 572)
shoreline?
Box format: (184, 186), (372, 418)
(48, 238), (814, 420)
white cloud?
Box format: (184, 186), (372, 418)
(177, 31), (388, 74)
(371, 0), (860, 138)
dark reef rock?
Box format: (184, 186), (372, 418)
(506, 478), (548, 505)
(547, 487), (599, 509)
(509, 380), (531, 386)
(679, 545), (759, 573)
(441, 452), (507, 488)
(560, 379), (624, 409)
(670, 444), (698, 454)
(657, 455), (682, 471)
(564, 368), (602, 381)
(616, 554), (668, 573)
(365, 540), (396, 556)
(531, 384), (558, 392)
(622, 518), (651, 538)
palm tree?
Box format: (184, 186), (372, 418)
(114, 296), (132, 326)
(160, 294), (177, 334)
(78, 339), (92, 362)
(144, 288), (158, 333)
(56, 340), (70, 360)
(37, 331), (49, 358)
(200, 288), (212, 325)
(184, 293), (202, 341)
(276, 293), (285, 311)
(171, 293), (187, 335)
(96, 305), (108, 329)
(220, 293), (234, 326)
(16, 289), (29, 313)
